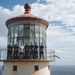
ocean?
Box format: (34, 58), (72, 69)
(0, 65), (75, 75)
(51, 65), (75, 75)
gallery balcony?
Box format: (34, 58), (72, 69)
(0, 49), (55, 62)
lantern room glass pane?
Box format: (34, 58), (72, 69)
(8, 26), (13, 38)
(40, 38), (42, 44)
(14, 25), (18, 37)
(24, 25), (30, 37)
(35, 33), (39, 38)
(18, 38), (24, 46)
(10, 38), (13, 45)
(35, 38), (39, 46)
(35, 25), (39, 38)
(10, 26), (13, 38)
(8, 30), (10, 44)
(19, 25), (23, 37)
(30, 38), (34, 45)
(24, 38), (29, 45)
(14, 38), (19, 45)
(7, 23), (47, 59)
(8, 37), (10, 44)
(35, 25), (39, 33)
(30, 25), (35, 37)
(40, 26), (43, 38)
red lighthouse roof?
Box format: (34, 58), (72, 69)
(6, 3), (49, 28)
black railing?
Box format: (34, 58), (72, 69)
(0, 49), (7, 60)
(47, 50), (55, 60)
(0, 49), (55, 61)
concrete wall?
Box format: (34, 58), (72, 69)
(2, 61), (50, 75)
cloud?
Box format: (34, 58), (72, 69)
(36, 0), (40, 2)
(0, 37), (7, 49)
(32, 0), (75, 26)
(55, 50), (65, 53)
(47, 25), (75, 47)
(0, 1), (75, 50)
(42, 0), (75, 4)
(0, 1), (75, 65)
(0, 5), (24, 48)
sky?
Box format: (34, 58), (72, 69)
(0, 0), (75, 66)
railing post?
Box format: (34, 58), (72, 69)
(53, 51), (55, 60)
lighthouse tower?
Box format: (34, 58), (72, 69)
(1, 3), (55, 75)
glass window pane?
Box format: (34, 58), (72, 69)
(19, 25), (23, 37)
(14, 38), (19, 45)
(30, 38), (34, 45)
(35, 33), (39, 37)
(8, 37), (10, 44)
(10, 26), (13, 38)
(8, 27), (12, 44)
(8, 33), (10, 41)
(8, 27), (10, 34)
(10, 38), (13, 45)
(14, 25), (18, 37)
(24, 38), (29, 45)
(40, 39), (42, 44)
(30, 25), (35, 37)
(35, 25), (39, 33)
(8, 26), (13, 38)
(43, 35), (46, 58)
(40, 26), (43, 38)
(18, 38), (24, 46)
(42, 35), (46, 47)
(35, 25), (39, 38)
(42, 27), (46, 37)
(9, 26), (13, 37)
(35, 38), (39, 46)
(24, 25), (30, 37)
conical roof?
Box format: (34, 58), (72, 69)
(6, 3), (49, 28)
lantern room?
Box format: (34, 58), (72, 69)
(6, 3), (49, 58)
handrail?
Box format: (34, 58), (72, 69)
(0, 49), (55, 61)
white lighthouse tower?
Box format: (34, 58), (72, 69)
(0, 3), (55, 75)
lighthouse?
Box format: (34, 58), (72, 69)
(0, 2), (55, 75)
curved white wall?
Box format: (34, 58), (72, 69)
(2, 61), (50, 75)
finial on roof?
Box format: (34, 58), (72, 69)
(24, 3), (31, 13)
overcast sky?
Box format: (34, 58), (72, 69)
(0, 0), (75, 65)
